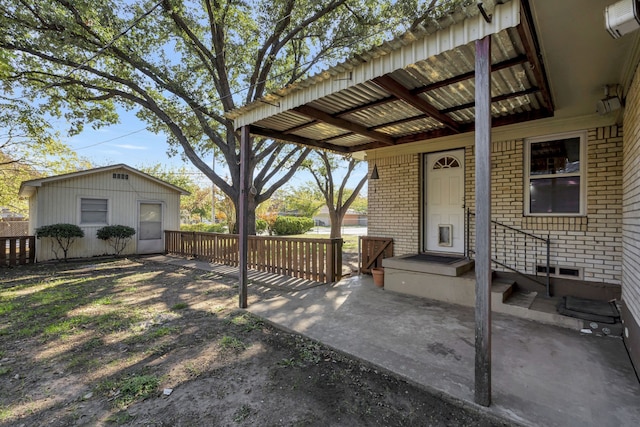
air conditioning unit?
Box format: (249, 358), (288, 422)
(606, 0), (640, 38)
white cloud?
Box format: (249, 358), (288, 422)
(112, 144), (148, 150)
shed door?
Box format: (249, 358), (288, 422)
(425, 150), (465, 253)
(137, 202), (163, 254)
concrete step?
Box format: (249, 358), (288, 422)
(494, 290), (584, 330)
(504, 289), (537, 309)
(491, 277), (515, 303)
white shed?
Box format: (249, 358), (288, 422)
(19, 164), (189, 261)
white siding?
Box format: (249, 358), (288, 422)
(34, 167), (181, 261)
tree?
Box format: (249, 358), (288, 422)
(138, 164), (212, 222)
(96, 225), (136, 255)
(304, 150), (367, 238)
(35, 223), (85, 261)
(280, 186), (324, 218)
(0, 103), (89, 214)
(0, 0), (426, 233)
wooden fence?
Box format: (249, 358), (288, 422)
(359, 236), (393, 274)
(165, 231), (343, 282)
(1, 236), (36, 267)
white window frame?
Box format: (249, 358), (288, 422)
(79, 197), (110, 225)
(524, 130), (587, 216)
(137, 200), (164, 241)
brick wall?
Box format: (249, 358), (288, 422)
(623, 66), (640, 324)
(367, 154), (420, 255)
(369, 126), (623, 285)
(465, 128), (623, 284)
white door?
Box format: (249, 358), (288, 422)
(137, 202), (164, 254)
(425, 150), (465, 253)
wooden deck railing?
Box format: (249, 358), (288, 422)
(1, 236), (36, 267)
(164, 231), (343, 282)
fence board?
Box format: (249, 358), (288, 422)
(164, 231), (343, 282)
(1, 236), (36, 267)
(359, 237), (393, 274)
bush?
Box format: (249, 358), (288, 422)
(180, 223), (226, 233)
(255, 219), (268, 234)
(35, 223), (84, 261)
(96, 225), (136, 255)
(272, 216), (314, 236)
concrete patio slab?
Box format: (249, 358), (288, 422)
(246, 275), (640, 427)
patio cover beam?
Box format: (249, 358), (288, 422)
(292, 105), (395, 146)
(249, 125), (351, 153)
(394, 109), (553, 145)
(372, 75), (462, 132)
(518, 1), (554, 112)
(325, 55), (528, 123)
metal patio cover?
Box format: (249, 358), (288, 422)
(227, 0), (552, 153)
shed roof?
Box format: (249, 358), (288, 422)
(18, 164), (191, 198)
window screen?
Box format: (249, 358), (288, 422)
(81, 198), (108, 224)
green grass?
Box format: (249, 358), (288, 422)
(219, 335), (245, 352)
(171, 302), (188, 310)
(93, 296), (120, 306)
(227, 313), (263, 332)
(116, 374), (160, 406)
(106, 411), (135, 424)
(98, 374), (160, 408)
(232, 404), (251, 423)
(0, 405), (12, 422)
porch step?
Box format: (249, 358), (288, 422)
(382, 254), (474, 277)
(491, 278), (515, 303)
(504, 289), (538, 309)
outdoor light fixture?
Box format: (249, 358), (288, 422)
(596, 84), (623, 115)
(370, 163), (379, 180)
(369, 150), (379, 180)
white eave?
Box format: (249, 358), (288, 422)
(18, 164), (191, 198)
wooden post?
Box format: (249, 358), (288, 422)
(474, 35), (492, 407)
(238, 125), (250, 308)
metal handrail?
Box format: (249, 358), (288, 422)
(466, 208), (551, 297)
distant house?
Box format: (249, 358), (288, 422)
(19, 164), (189, 261)
(313, 206), (367, 227)
(0, 208), (26, 221)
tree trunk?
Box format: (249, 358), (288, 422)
(235, 194), (257, 235)
(329, 211), (345, 239)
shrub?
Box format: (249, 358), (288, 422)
(35, 223), (84, 261)
(96, 225), (136, 255)
(272, 216), (314, 236)
(255, 219), (268, 234)
(180, 223), (226, 233)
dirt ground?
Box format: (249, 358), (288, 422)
(0, 258), (510, 426)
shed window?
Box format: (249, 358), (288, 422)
(80, 198), (108, 224)
(525, 132), (585, 215)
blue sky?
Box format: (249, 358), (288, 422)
(60, 106), (368, 191)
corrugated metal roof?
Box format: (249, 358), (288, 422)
(232, 0), (554, 153)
